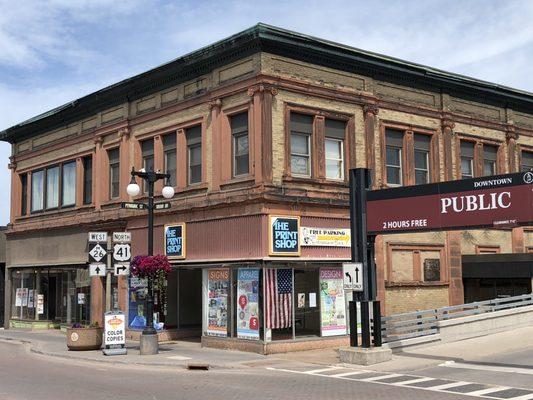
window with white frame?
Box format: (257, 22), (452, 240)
(522, 151), (533, 172)
(385, 129), (403, 186)
(108, 148), (120, 199)
(483, 145), (497, 176)
(231, 112), (249, 177)
(414, 134), (430, 185)
(460, 141), (474, 179)
(163, 134), (177, 187)
(325, 119), (345, 180)
(290, 113), (313, 177)
(186, 125), (202, 185)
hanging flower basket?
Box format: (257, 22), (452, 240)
(131, 255), (172, 279)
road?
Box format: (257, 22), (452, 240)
(2, 340), (533, 400)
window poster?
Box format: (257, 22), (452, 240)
(236, 269), (260, 340)
(207, 269), (229, 337)
(319, 268), (347, 337)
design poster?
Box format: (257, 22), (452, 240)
(319, 268), (347, 337)
(207, 269), (229, 337)
(236, 269), (260, 340)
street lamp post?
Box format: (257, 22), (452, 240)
(126, 167), (174, 355)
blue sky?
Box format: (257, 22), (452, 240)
(1, 0), (533, 225)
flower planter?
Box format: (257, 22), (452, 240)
(66, 327), (103, 351)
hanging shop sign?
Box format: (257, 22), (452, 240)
(236, 269), (260, 340)
(269, 215), (300, 256)
(164, 223), (186, 259)
(320, 268), (347, 337)
(300, 227), (351, 247)
(367, 171), (533, 235)
(207, 269), (229, 337)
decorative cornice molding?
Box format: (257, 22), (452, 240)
(363, 104), (379, 117)
(441, 118), (455, 131)
(506, 124), (519, 141)
(247, 84), (278, 97)
(118, 127), (130, 139)
(94, 136), (103, 145)
(8, 162), (16, 170)
(208, 98), (222, 111)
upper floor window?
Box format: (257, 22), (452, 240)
(141, 140), (154, 193)
(108, 148), (120, 199)
(521, 150), (533, 172)
(83, 156), (92, 205)
(290, 113), (313, 177)
(163, 134), (177, 187)
(385, 129), (403, 186)
(414, 134), (431, 185)
(483, 145), (497, 176)
(460, 141), (474, 179)
(31, 161), (77, 212)
(325, 119), (345, 180)
(186, 125), (202, 185)
(20, 174), (27, 215)
(231, 112), (249, 177)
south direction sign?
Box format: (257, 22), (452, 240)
(343, 262), (363, 292)
(367, 171), (533, 235)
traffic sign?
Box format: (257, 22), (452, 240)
(89, 242), (107, 263)
(113, 243), (131, 263)
(121, 202), (147, 210)
(114, 264), (130, 276)
(343, 262), (363, 292)
(89, 263), (106, 277)
(88, 232), (107, 243)
(154, 202), (171, 210)
(112, 232), (131, 243)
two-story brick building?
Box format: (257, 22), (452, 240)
(2, 24), (532, 353)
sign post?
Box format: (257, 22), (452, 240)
(103, 310), (127, 355)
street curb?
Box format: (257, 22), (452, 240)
(0, 337), (249, 370)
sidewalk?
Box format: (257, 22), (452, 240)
(0, 329), (267, 369)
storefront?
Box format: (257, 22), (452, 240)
(128, 213), (352, 353)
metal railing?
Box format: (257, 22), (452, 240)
(381, 293), (533, 343)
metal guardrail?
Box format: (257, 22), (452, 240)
(381, 293), (533, 343)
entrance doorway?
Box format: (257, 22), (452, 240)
(294, 268), (320, 338)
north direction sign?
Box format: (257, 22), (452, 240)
(367, 171), (533, 235)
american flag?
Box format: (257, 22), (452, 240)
(265, 268), (293, 329)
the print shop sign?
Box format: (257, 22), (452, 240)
(164, 223), (186, 259)
(269, 216), (300, 256)
(367, 171), (533, 235)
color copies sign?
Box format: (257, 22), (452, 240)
(236, 269), (260, 340)
(320, 268), (347, 337)
(367, 172), (533, 234)
(164, 223), (186, 259)
(269, 216), (300, 256)
(207, 269), (229, 337)
(300, 227), (350, 247)
(104, 312), (126, 346)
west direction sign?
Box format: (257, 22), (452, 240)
(367, 171), (533, 235)
(121, 202), (148, 210)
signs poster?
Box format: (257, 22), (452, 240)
(164, 223), (186, 259)
(207, 269), (229, 337)
(269, 215), (300, 256)
(236, 269), (260, 340)
(319, 268), (347, 337)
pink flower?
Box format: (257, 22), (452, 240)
(131, 255), (172, 278)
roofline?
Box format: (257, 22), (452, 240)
(3, 22), (533, 143)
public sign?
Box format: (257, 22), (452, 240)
(103, 311), (127, 355)
(343, 262), (363, 292)
(154, 202), (171, 210)
(269, 215), (300, 256)
(114, 264), (130, 276)
(300, 227), (350, 247)
(112, 232), (131, 243)
(121, 202), (148, 210)
(88, 231), (107, 243)
(367, 171), (533, 235)
(164, 223), (186, 259)
(89, 263), (106, 277)
(88, 242), (107, 263)
(113, 243), (131, 263)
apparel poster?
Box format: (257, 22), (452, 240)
(15, 288), (22, 307)
(236, 269), (260, 340)
(207, 269), (229, 337)
(319, 268), (347, 337)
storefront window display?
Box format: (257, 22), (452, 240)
(206, 268), (229, 337)
(10, 267), (90, 325)
(319, 268), (347, 336)
(236, 268), (260, 340)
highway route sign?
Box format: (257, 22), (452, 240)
(113, 243), (131, 263)
(89, 243), (107, 263)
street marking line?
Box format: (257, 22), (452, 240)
(330, 370), (372, 378)
(304, 367), (342, 374)
(427, 381), (472, 391)
(506, 393), (533, 400)
(466, 387), (510, 396)
(395, 377), (435, 386)
(439, 361), (533, 376)
(360, 373), (402, 382)
(167, 355), (192, 360)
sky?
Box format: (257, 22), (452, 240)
(1, 0), (533, 225)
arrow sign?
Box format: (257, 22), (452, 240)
(114, 264), (130, 276)
(90, 263), (106, 277)
(343, 262), (363, 292)
(121, 202), (148, 210)
(154, 202), (171, 210)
